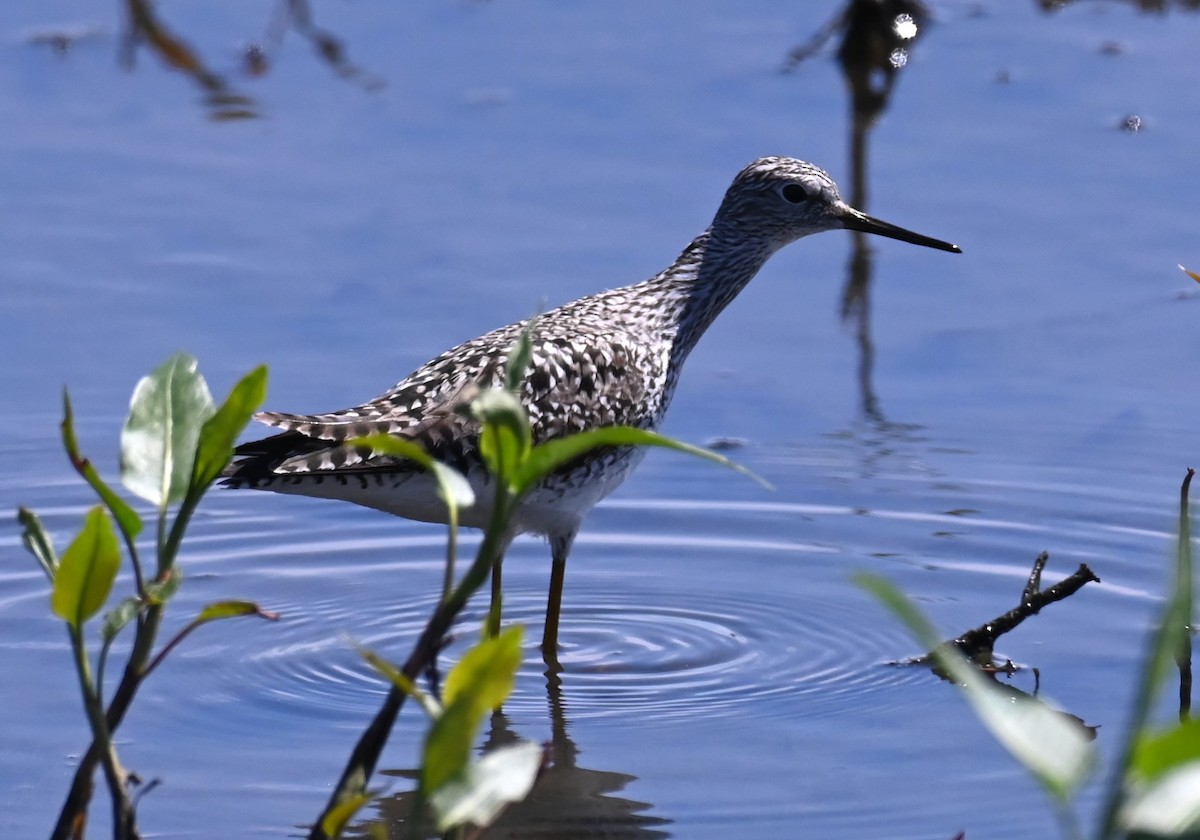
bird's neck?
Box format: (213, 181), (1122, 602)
(646, 227), (779, 359)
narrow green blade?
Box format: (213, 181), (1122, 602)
(190, 365), (268, 493)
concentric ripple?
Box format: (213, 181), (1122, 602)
(109, 448), (1168, 734)
(197, 558), (926, 727)
(504, 584), (927, 722)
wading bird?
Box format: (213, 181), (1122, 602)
(223, 156), (959, 659)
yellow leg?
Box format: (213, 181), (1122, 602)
(541, 530), (576, 662)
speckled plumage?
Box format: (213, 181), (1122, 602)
(223, 156), (959, 652)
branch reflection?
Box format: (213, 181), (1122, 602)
(116, 0), (381, 120)
(122, 0), (257, 121)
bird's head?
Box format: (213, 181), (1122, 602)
(713, 156), (960, 254)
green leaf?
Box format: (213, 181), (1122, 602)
(356, 643), (441, 718)
(959, 669), (1094, 800)
(98, 595), (143, 689)
(443, 624), (523, 711)
(349, 433), (475, 510)
(190, 365), (268, 493)
(421, 626), (525, 796)
(1121, 767), (1200, 837)
(101, 596), (143, 645)
(504, 320), (537, 393)
(470, 389), (531, 484)
(194, 600), (280, 624)
(51, 507), (121, 629)
(18, 507), (59, 581)
(61, 389), (143, 540)
(1101, 470), (1195, 839)
(120, 352), (215, 507)
(856, 573), (1093, 800)
(1113, 492), (1200, 835)
(429, 740), (543, 832)
(144, 568), (181, 605)
(319, 789), (375, 839)
(1132, 718), (1200, 784)
(516, 426), (770, 497)
(422, 694), (478, 798)
(144, 600), (278, 678)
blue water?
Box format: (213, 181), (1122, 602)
(2, 1), (1199, 837)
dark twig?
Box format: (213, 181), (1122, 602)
(953, 553), (1099, 666)
(780, 7), (847, 72)
(898, 553), (1100, 676)
(1021, 551), (1047, 602)
(1178, 468), (1194, 722)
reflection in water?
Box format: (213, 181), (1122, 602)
(898, 554), (1101, 744)
(787, 1), (938, 475)
(115, 0), (380, 120)
(256, 0), (385, 92)
(1037, 0), (1200, 11)
(121, 0), (258, 120)
(365, 667), (670, 839)
(981, 676), (1099, 742)
(24, 27), (107, 55)
(788, 0), (931, 425)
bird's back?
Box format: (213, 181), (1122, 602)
(222, 280), (678, 529)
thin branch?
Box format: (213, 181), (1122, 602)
(953, 554), (1100, 665)
(1177, 468), (1194, 722)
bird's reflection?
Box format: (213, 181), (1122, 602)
(787, 0), (936, 470)
(364, 666), (670, 839)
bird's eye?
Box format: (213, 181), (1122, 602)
(781, 183), (809, 204)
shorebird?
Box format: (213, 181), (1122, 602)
(223, 156), (959, 657)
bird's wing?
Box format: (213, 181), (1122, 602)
(227, 355), (499, 480)
(225, 312), (660, 483)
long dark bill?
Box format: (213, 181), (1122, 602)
(840, 207), (961, 253)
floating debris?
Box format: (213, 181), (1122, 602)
(705, 436), (749, 452)
(1120, 114), (1144, 133)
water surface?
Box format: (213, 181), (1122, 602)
(2, 1), (1199, 838)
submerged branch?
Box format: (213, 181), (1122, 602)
(900, 552), (1100, 675)
(953, 553), (1100, 666)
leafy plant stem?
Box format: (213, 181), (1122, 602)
(61, 389), (147, 596)
(1051, 799), (1085, 840)
(484, 481), (510, 640)
(128, 544), (146, 600)
(47, 356), (268, 839)
(156, 505), (169, 575)
(50, 599), (166, 840)
(442, 506), (459, 606)
(161, 491), (204, 576)
(310, 487), (517, 839)
(143, 619), (204, 679)
(1097, 468), (1195, 839)
(66, 622), (137, 838)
